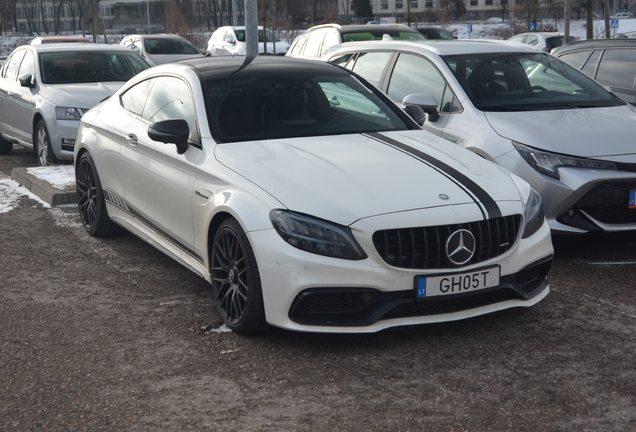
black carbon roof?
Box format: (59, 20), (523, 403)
(180, 55), (347, 80)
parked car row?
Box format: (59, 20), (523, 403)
(2, 27), (635, 336)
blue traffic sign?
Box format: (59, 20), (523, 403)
(611, 19), (619, 28)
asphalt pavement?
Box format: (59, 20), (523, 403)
(1, 146), (636, 431)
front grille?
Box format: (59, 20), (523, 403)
(288, 257), (551, 327)
(568, 181), (636, 225)
(372, 215), (521, 270)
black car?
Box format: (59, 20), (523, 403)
(552, 38), (636, 105)
(286, 23), (425, 60)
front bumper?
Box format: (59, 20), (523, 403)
(47, 119), (80, 161)
(496, 151), (636, 234)
(248, 205), (553, 333)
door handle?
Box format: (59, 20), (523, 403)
(126, 133), (138, 146)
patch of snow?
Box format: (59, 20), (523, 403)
(0, 178), (51, 213)
(207, 324), (232, 334)
(26, 165), (75, 190)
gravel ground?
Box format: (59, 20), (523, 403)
(1, 146), (636, 431)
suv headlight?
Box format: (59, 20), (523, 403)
(513, 142), (617, 180)
(522, 188), (545, 238)
(270, 210), (367, 260)
(55, 106), (84, 120)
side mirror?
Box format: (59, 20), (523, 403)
(403, 93), (440, 122)
(19, 73), (34, 88)
(403, 105), (426, 126)
(148, 119), (190, 155)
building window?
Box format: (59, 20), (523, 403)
(396, 0), (403, 8)
(485, 0), (493, 4)
(470, 0), (478, 6)
(410, 0), (418, 7)
(381, 0), (388, 9)
(425, 0), (433, 7)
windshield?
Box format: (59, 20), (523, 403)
(340, 29), (425, 42)
(40, 51), (149, 84)
(206, 73), (411, 142)
(443, 52), (624, 111)
(143, 37), (200, 55)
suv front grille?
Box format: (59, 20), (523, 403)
(372, 215), (521, 270)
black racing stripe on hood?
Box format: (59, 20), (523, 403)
(366, 132), (502, 220)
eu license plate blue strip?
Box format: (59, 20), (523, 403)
(630, 190), (636, 209)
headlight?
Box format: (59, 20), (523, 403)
(55, 107), (84, 120)
(522, 188), (545, 238)
(270, 210), (367, 260)
(513, 142), (617, 180)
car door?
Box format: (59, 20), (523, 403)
(119, 75), (201, 251)
(11, 49), (38, 143)
(0, 49), (27, 140)
(382, 52), (457, 136)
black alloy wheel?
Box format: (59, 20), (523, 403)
(76, 152), (120, 237)
(211, 218), (265, 334)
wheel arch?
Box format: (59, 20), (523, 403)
(206, 211), (234, 269)
(32, 112), (44, 142)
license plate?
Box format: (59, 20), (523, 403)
(414, 266), (500, 299)
(629, 190), (636, 209)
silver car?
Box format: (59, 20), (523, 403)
(119, 34), (206, 66)
(324, 39), (636, 234)
(0, 44), (149, 164)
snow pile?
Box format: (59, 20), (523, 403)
(0, 178), (50, 213)
(26, 165), (75, 191)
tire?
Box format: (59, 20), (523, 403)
(75, 152), (120, 237)
(0, 135), (12, 155)
(211, 218), (266, 334)
(34, 119), (59, 166)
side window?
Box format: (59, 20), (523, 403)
(320, 32), (340, 57)
(509, 35), (525, 43)
(387, 53), (448, 111)
(525, 35), (539, 46)
(290, 35), (306, 56)
(214, 29), (226, 41)
(558, 50), (591, 69)
(121, 78), (156, 115)
(350, 51), (392, 86)
(142, 76), (197, 141)
(3, 50), (26, 81)
(581, 49), (601, 76)
(18, 51), (35, 79)
(329, 53), (355, 67)
(596, 49), (636, 88)
(303, 32), (326, 58)
(130, 39), (142, 54)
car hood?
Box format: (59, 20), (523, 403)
(215, 130), (521, 225)
(484, 105), (636, 160)
(40, 82), (124, 109)
(145, 53), (204, 65)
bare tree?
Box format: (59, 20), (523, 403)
(51, 0), (66, 33)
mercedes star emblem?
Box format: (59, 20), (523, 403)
(445, 229), (476, 265)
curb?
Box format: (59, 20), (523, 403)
(11, 167), (77, 206)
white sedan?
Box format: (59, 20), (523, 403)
(74, 56), (553, 334)
(0, 44), (150, 164)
